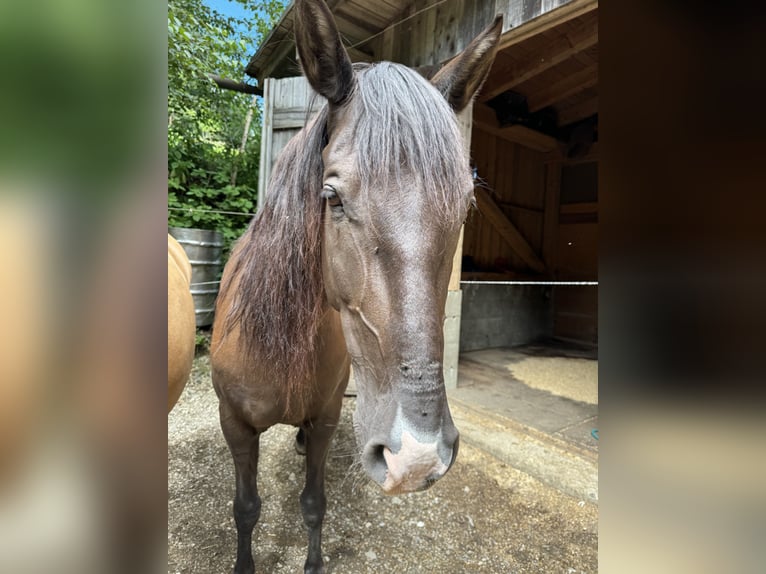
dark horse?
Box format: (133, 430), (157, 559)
(211, 1), (501, 572)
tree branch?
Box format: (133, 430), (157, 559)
(207, 74), (263, 96)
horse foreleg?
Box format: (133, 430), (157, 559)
(220, 406), (261, 574)
(300, 420), (336, 574)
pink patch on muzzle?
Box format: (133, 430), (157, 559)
(381, 430), (449, 494)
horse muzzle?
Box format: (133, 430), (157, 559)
(362, 427), (459, 494)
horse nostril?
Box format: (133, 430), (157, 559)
(362, 442), (388, 484)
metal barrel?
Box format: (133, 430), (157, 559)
(168, 227), (223, 327)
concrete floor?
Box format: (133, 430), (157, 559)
(450, 340), (598, 502)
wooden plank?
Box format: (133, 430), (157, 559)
(272, 105), (322, 130)
(542, 162), (562, 274)
(474, 186), (546, 273)
(490, 125), (558, 153)
(258, 77), (327, 208)
(332, 13), (379, 46)
(513, 144), (545, 210)
(560, 201), (597, 214)
(432, 1), (450, 65)
(501, 201), (544, 215)
(257, 78), (273, 209)
(527, 63), (598, 112)
(509, 145), (545, 253)
(480, 129), (497, 268)
(473, 104), (559, 152)
(424, 0), (437, 66)
(412, 0), (427, 67)
(347, 45), (375, 63)
(480, 12), (598, 102)
(337, 2), (390, 30)
(379, 23), (394, 61)
(558, 94), (598, 126)
(562, 141), (599, 165)
(556, 221), (598, 279)
(257, 24), (297, 85)
(497, 0), (598, 51)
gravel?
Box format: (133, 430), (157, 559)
(169, 355), (598, 573)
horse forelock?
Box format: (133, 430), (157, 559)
(350, 62), (473, 222)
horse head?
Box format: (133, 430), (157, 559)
(295, 0), (501, 494)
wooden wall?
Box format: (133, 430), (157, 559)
(553, 159), (598, 344)
(257, 77), (324, 208)
(462, 124), (548, 275)
(370, 0), (577, 67)
(372, 0), (498, 67)
(464, 127), (598, 345)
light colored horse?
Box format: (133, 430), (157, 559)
(168, 234), (195, 413)
(211, 1), (502, 572)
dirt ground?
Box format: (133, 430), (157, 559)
(168, 356), (598, 574)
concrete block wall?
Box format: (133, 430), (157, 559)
(459, 284), (554, 352)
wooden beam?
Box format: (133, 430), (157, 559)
(257, 78), (273, 210)
(558, 95), (599, 126)
(562, 141), (599, 165)
(474, 186), (546, 273)
(473, 104), (559, 152)
(257, 27), (297, 84)
(560, 201), (598, 215)
(208, 74), (262, 96)
(498, 0), (599, 52)
(527, 63), (598, 112)
(347, 45), (375, 63)
(272, 105), (323, 130)
(480, 13), (598, 102)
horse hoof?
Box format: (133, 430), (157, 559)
(295, 428), (307, 456)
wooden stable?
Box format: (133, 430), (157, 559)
(247, 0), (599, 385)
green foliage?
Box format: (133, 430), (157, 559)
(168, 0), (286, 259)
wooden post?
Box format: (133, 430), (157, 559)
(257, 78), (273, 211)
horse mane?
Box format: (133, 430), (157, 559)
(217, 107), (329, 417)
(216, 62), (471, 417)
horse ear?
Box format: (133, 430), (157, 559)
(430, 15), (503, 112)
(294, 0), (355, 105)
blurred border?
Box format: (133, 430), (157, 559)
(601, 1), (766, 571)
(0, 1), (167, 572)
(3, 0), (765, 572)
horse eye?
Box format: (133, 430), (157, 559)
(321, 184), (343, 209)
